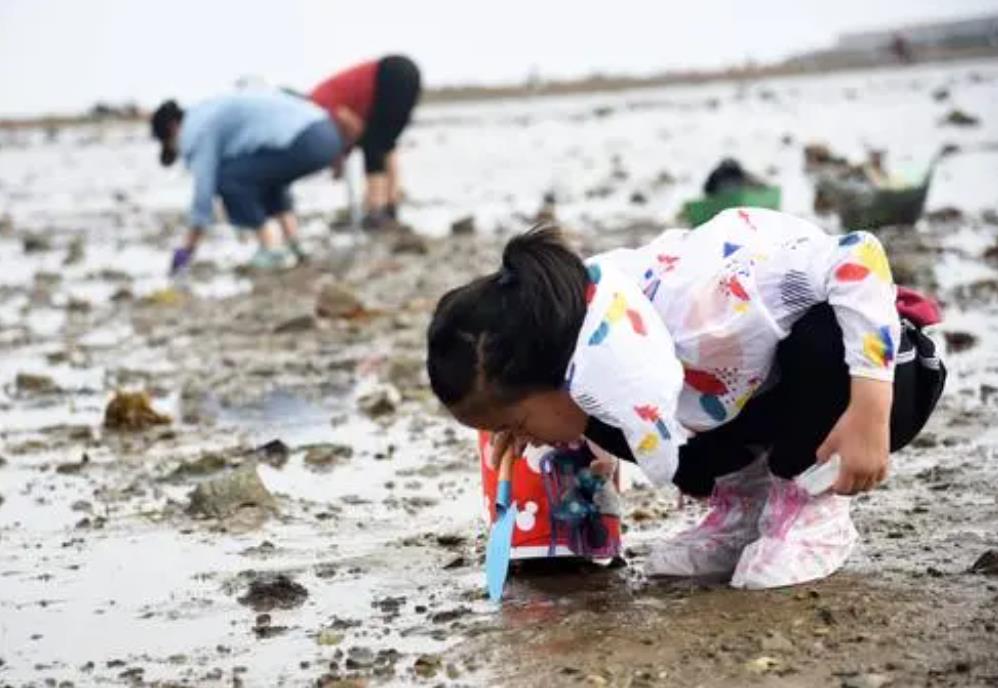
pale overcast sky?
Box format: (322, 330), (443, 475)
(1, 0), (996, 116)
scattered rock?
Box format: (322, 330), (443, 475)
(140, 287), (186, 307)
(442, 556), (467, 570)
(925, 207), (963, 223)
(982, 209), (998, 226)
(64, 236), (85, 265)
(273, 314), (316, 334)
(22, 234), (52, 253)
(745, 656), (781, 674)
(251, 439), (290, 469)
(970, 550), (998, 575)
(357, 382), (400, 417)
(65, 297), (92, 314)
(187, 465), (276, 520)
(412, 654), (443, 678)
(435, 533), (465, 548)
(345, 646), (376, 670)
(15, 372), (58, 395)
(941, 109), (980, 127)
(450, 216), (476, 235)
(103, 391), (171, 431)
(430, 607), (470, 623)
(629, 191), (648, 205)
(391, 231), (429, 255)
(252, 612), (288, 638)
(316, 630), (344, 646)
(315, 281), (366, 320)
(760, 631), (794, 653)
(932, 87), (950, 102)
(56, 453), (90, 475)
(237, 574), (308, 612)
(943, 331), (977, 354)
(303, 443), (354, 469)
(167, 452), (230, 481)
(385, 355), (425, 391)
(841, 673), (892, 688)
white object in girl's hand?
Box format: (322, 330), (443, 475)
(795, 454), (841, 496)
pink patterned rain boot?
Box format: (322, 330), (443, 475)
(645, 454), (771, 578)
(730, 476), (858, 590)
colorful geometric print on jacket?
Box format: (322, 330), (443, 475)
(564, 209), (901, 486)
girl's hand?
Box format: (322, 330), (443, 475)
(816, 377), (892, 495)
(487, 431), (526, 470)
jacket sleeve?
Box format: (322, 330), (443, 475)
(567, 262), (687, 486)
(185, 127), (221, 228)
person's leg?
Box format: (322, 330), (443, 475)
(361, 56), (420, 224)
(222, 120), (340, 263)
(730, 304), (920, 589)
(646, 393), (781, 577)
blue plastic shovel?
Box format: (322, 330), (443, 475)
(485, 450), (518, 603)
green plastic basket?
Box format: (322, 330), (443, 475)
(681, 186), (782, 227)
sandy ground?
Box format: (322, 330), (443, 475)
(1, 60), (997, 687)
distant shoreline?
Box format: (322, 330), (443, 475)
(2, 45), (996, 131)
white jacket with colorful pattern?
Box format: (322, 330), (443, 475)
(565, 208), (900, 486)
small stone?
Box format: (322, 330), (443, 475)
(357, 382), (400, 417)
(237, 574), (308, 612)
(412, 653), (442, 678)
(942, 109), (980, 127)
(55, 454), (90, 475)
(943, 331), (977, 354)
(925, 206), (963, 223)
(315, 281), (365, 320)
(629, 191), (648, 205)
(391, 231), (429, 255)
(430, 606), (470, 623)
(186, 464), (277, 520)
(23, 234), (52, 253)
(345, 646), (375, 670)
(303, 443), (354, 469)
(273, 314), (316, 334)
(435, 533), (465, 548)
(167, 453), (229, 481)
(970, 549), (998, 575)
(445, 215), (475, 238)
(841, 674), (892, 688)
(316, 630), (344, 646)
(103, 390), (171, 431)
(252, 439), (290, 468)
(745, 656), (781, 674)
(760, 631), (794, 653)
(16, 372), (58, 395)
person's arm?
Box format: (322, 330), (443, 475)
(807, 230), (900, 493)
(569, 262), (687, 486)
(186, 134), (220, 230)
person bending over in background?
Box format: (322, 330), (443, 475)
(310, 55), (421, 231)
(151, 89), (342, 274)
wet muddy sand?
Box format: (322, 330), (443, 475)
(1, 60), (997, 686)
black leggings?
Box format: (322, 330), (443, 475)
(361, 55), (421, 174)
(585, 304), (946, 497)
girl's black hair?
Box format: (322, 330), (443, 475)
(427, 225), (588, 410)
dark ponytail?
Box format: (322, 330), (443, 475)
(427, 225), (588, 410)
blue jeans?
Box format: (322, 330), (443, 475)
(217, 118), (341, 229)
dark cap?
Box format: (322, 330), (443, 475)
(150, 99), (183, 166)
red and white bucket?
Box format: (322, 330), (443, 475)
(478, 431), (623, 560)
